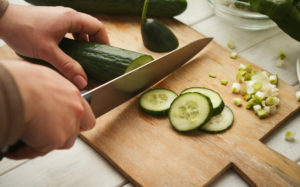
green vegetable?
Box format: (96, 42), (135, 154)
(278, 51), (287, 60)
(209, 73), (217, 78)
(244, 93), (253, 101)
(21, 38), (154, 82)
(139, 88), (178, 116)
(249, 0), (300, 41)
(25, 0), (188, 17)
(200, 106), (234, 133)
(221, 80), (228, 86)
(285, 131), (296, 141)
(141, 0), (179, 52)
(233, 98), (243, 107)
(181, 87), (225, 115)
(230, 52), (238, 59)
(256, 109), (268, 119)
(227, 40), (236, 49)
(169, 92), (213, 132)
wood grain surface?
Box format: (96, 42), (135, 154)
(1, 15), (299, 186)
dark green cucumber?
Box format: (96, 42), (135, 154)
(25, 0), (187, 17)
(141, 0), (179, 52)
(181, 87), (225, 116)
(139, 88), (178, 116)
(169, 92), (213, 132)
(21, 38), (154, 82)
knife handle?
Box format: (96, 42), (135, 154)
(0, 140), (25, 161)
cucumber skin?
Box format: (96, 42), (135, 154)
(199, 106), (234, 134)
(142, 19), (179, 52)
(169, 92), (213, 132)
(181, 87), (225, 116)
(20, 38), (154, 83)
(139, 88), (177, 116)
(25, 0), (187, 17)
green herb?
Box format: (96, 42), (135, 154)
(220, 80), (228, 86)
(209, 73), (217, 78)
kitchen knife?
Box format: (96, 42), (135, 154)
(0, 37), (213, 160)
(83, 37), (213, 118)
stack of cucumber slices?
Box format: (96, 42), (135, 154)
(139, 87), (234, 133)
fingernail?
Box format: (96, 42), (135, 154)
(73, 75), (87, 89)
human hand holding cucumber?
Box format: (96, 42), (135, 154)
(0, 2), (111, 160)
(0, 4), (110, 89)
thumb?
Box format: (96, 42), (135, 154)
(43, 44), (88, 89)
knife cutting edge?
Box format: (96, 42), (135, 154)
(0, 37), (213, 160)
(83, 37), (213, 118)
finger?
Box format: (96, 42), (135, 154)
(43, 44), (88, 89)
(6, 146), (47, 160)
(79, 98), (96, 131)
(68, 12), (110, 44)
(72, 32), (89, 42)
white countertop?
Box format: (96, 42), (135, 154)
(0, 0), (299, 186)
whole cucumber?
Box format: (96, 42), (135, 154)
(25, 0), (188, 17)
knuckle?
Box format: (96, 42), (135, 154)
(73, 102), (84, 117)
(63, 8), (77, 17)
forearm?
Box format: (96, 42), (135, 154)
(0, 62), (25, 149)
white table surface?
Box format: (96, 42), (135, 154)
(0, 0), (299, 186)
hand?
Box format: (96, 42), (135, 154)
(0, 4), (110, 89)
(2, 61), (96, 159)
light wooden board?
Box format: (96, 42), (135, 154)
(80, 16), (300, 186)
(0, 16), (299, 186)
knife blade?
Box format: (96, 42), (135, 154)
(82, 37), (213, 118)
(0, 37), (212, 160)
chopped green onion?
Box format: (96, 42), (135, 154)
(256, 109), (268, 119)
(220, 80), (228, 86)
(239, 64), (246, 70)
(253, 104), (261, 112)
(244, 74), (252, 81)
(285, 131), (296, 142)
(277, 51), (286, 60)
(245, 64), (252, 73)
(233, 98), (242, 106)
(255, 91), (265, 100)
(230, 52), (238, 59)
(245, 101), (253, 109)
(209, 73), (217, 78)
(251, 69), (258, 76)
(269, 74), (278, 86)
(232, 83), (241, 94)
(236, 72), (243, 83)
(227, 40), (236, 50)
(244, 93), (252, 101)
(240, 87), (247, 96)
(296, 91), (300, 102)
(266, 96), (276, 106)
(252, 81), (263, 91)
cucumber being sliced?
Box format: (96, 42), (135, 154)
(169, 92), (213, 132)
(200, 106), (234, 133)
(181, 87), (224, 115)
(139, 88), (177, 116)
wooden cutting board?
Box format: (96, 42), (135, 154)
(1, 15), (299, 186)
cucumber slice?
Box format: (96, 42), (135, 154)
(181, 87), (224, 115)
(169, 92), (213, 132)
(200, 106), (234, 133)
(139, 88), (177, 116)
